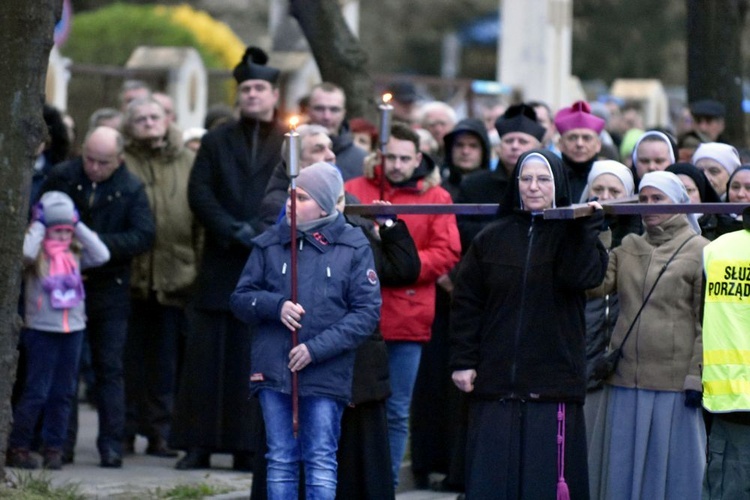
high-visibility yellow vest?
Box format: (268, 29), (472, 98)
(702, 229), (750, 413)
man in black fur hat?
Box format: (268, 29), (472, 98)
(171, 47), (286, 471)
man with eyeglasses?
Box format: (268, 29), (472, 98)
(307, 82), (366, 181)
(455, 104), (546, 248)
(120, 96), (198, 460)
(418, 101), (458, 162)
(258, 123), (337, 228)
(345, 123), (461, 491)
(554, 100), (606, 202)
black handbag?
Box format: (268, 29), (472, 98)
(591, 234), (697, 380)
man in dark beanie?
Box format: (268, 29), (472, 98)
(171, 46), (285, 471)
(455, 104), (545, 248)
(554, 100), (605, 202)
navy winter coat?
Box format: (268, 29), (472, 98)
(41, 158), (155, 317)
(230, 214), (381, 403)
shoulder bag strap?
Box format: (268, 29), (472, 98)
(614, 234), (698, 352)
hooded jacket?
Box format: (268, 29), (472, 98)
(332, 119), (367, 181)
(345, 154), (461, 343)
(230, 213), (381, 402)
(124, 123), (200, 307)
(441, 118), (491, 200)
(450, 149), (608, 402)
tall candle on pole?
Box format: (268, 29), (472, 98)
(285, 115), (301, 436)
(378, 93), (393, 200)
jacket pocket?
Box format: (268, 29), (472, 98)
(160, 244), (198, 294)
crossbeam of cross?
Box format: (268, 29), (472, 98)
(344, 199), (750, 220)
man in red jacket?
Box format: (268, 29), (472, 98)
(345, 123), (461, 489)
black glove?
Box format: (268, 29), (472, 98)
(684, 389), (702, 408)
(231, 222), (256, 249)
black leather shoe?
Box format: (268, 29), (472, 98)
(99, 451), (123, 468)
(175, 449), (210, 470)
(412, 472), (430, 490)
(232, 451), (253, 472)
(146, 437), (178, 458)
(431, 477), (464, 493)
(122, 438), (135, 455)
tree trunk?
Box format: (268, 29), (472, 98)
(687, 0), (748, 147)
(289, 0), (375, 121)
(0, 1), (60, 479)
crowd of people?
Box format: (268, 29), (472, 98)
(6, 43), (750, 500)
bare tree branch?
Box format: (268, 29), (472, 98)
(289, 0), (375, 120)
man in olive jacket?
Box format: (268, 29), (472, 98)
(121, 96), (199, 458)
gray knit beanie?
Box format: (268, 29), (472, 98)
(295, 162), (343, 215)
(40, 191), (77, 227)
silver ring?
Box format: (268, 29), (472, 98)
(287, 315), (292, 322)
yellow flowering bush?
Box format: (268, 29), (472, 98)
(64, 3), (244, 70)
(161, 4), (245, 70)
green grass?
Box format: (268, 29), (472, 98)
(0, 470), (83, 500)
(1, 471), (237, 499)
(153, 483), (233, 499)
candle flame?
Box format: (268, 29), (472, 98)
(289, 116), (299, 130)
(383, 93), (393, 104)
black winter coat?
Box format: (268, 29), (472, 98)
(455, 167), (512, 252)
(188, 116), (286, 310)
(258, 160), (292, 230)
(450, 149), (608, 403)
(350, 218), (420, 404)
(41, 158), (155, 316)
(561, 153), (596, 203)
(332, 120), (367, 181)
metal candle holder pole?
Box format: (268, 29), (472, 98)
(285, 116), (301, 437)
(378, 93), (393, 200)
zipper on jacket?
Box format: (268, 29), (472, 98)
(251, 120), (259, 166)
(509, 216), (536, 393)
(88, 182), (97, 208)
(604, 294), (611, 337)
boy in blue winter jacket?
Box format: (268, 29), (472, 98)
(230, 162), (381, 500)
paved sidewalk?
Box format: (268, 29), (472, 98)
(7, 403), (457, 499)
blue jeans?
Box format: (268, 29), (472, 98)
(259, 390), (345, 500)
(385, 341), (423, 488)
(9, 328), (83, 450)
